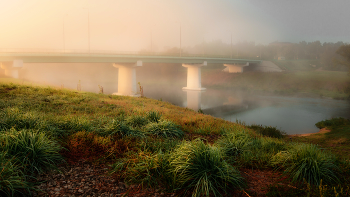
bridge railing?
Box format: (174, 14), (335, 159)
(0, 48), (260, 60)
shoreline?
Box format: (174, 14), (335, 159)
(288, 128), (331, 137)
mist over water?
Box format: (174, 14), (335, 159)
(18, 63), (350, 135)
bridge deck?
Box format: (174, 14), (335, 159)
(0, 53), (261, 64)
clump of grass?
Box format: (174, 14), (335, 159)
(216, 130), (286, 167)
(0, 152), (32, 197)
(248, 124), (286, 138)
(271, 143), (341, 186)
(145, 120), (184, 138)
(126, 115), (149, 128)
(138, 137), (180, 154)
(110, 151), (172, 189)
(0, 128), (63, 175)
(170, 139), (245, 197)
(315, 117), (350, 129)
(102, 119), (143, 137)
(146, 111), (162, 123)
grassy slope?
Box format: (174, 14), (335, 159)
(1, 80), (350, 196)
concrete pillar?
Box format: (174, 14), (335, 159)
(112, 61), (142, 96)
(224, 62), (249, 73)
(182, 61), (207, 91)
(1, 60), (23, 78)
(185, 90), (202, 112)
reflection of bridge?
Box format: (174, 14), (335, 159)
(0, 51), (261, 96)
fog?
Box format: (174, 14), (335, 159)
(1, 0), (350, 52)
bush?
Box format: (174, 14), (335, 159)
(271, 143), (341, 185)
(170, 139), (245, 197)
(248, 124), (286, 138)
(0, 152), (32, 196)
(0, 128), (63, 174)
(145, 120), (184, 138)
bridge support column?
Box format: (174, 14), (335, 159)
(224, 63), (249, 73)
(112, 61), (142, 96)
(182, 61), (207, 91)
(1, 60), (23, 78)
(184, 90), (203, 112)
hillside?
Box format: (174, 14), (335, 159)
(0, 81), (350, 197)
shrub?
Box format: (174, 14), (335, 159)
(170, 139), (245, 197)
(145, 120), (184, 138)
(146, 111), (162, 123)
(0, 128), (63, 174)
(0, 153), (32, 197)
(126, 115), (149, 128)
(271, 143), (341, 185)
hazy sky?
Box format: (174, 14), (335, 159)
(0, 0), (349, 52)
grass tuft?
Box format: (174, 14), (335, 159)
(170, 139), (245, 197)
(145, 120), (184, 138)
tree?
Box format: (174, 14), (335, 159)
(335, 44), (350, 73)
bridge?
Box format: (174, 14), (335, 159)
(0, 51), (261, 96)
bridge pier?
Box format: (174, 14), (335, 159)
(1, 60), (23, 78)
(184, 90), (203, 112)
(112, 61), (142, 96)
(182, 61), (207, 91)
(224, 63), (248, 73)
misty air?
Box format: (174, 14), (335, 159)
(0, 1), (350, 196)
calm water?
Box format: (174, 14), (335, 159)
(142, 85), (350, 135)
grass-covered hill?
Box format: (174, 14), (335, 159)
(1, 82), (350, 197)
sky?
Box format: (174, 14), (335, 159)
(0, 0), (349, 52)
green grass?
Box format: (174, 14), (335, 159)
(1, 81), (350, 196)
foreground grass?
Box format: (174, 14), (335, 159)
(1, 81), (350, 196)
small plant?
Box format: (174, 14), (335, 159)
(145, 120), (184, 138)
(0, 128), (63, 175)
(126, 115), (149, 128)
(138, 82), (144, 97)
(170, 139), (245, 197)
(146, 111), (162, 123)
(110, 151), (172, 189)
(271, 143), (341, 186)
(0, 152), (32, 196)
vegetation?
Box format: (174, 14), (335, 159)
(0, 81), (350, 196)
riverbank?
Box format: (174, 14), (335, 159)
(289, 117), (350, 159)
(1, 81), (350, 196)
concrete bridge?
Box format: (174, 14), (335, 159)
(0, 52), (260, 96)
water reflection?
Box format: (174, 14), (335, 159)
(184, 90), (203, 112)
